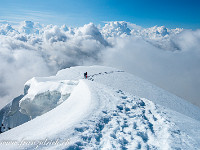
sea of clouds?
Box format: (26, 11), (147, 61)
(0, 21), (200, 108)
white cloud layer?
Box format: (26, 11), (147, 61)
(0, 21), (200, 108)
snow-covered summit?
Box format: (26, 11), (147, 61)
(0, 66), (200, 149)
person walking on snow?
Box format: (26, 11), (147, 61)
(84, 72), (87, 79)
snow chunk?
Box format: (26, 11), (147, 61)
(19, 78), (79, 119)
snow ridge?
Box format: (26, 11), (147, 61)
(0, 66), (200, 149)
(65, 81), (196, 149)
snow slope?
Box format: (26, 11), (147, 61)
(0, 66), (200, 149)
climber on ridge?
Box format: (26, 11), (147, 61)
(84, 72), (87, 79)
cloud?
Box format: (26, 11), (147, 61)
(102, 32), (200, 107)
(101, 21), (131, 38)
(0, 47), (52, 108)
(0, 20), (200, 109)
(172, 29), (200, 52)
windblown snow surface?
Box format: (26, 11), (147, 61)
(0, 66), (200, 150)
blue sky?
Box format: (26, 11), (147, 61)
(0, 0), (200, 29)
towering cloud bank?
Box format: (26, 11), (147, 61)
(0, 21), (200, 108)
